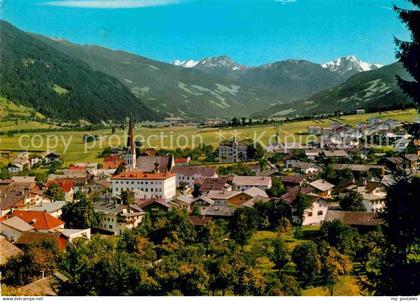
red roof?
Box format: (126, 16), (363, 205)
(104, 155), (120, 162)
(46, 179), (74, 193)
(68, 165), (86, 171)
(113, 170), (175, 180)
(175, 157), (190, 164)
(11, 210), (64, 230)
(103, 155), (124, 169)
(16, 231), (67, 251)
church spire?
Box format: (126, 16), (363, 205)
(125, 118), (136, 169)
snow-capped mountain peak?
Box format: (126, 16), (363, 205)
(173, 55), (247, 71)
(322, 55), (383, 76)
(173, 59), (199, 68)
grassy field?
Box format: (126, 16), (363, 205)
(302, 276), (361, 296)
(246, 229), (362, 296)
(0, 109), (417, 165)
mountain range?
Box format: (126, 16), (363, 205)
(0, 21), (413, 122)
(253, 62), (410, 118)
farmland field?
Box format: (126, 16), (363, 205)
(0, 109), (418, 165)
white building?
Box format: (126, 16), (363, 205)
(172, 166), (217, 188)
(357, 182), (387, 213)
(292, 197), (328, 226)
(112, 170), (176, 200)
(232, 176), (272, 192)
(94, 200), (145, 235)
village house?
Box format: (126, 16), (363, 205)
(206, 187), (268, 208)
(170, 195), (195, 211)
(0, 181), (48, 216)
(199, 177), (232, 193)
(357, 181), (387, 213)
(136, 198), (173, 212)
(112, 170), (176, 201)
(61, 228), (92, 242)
(172, 166), (218, 188)
(305, 149), (321, 160)
(308, 179), (335, 199)
(0, 236), (22, 264)
(0, 216), (34, 242)
(7, 163), (24, 173)
(103, 154), (124, 170)
(325, 210), (383, 229)
(331, 163), (385, 176)
(16, 231), (68, 251)
(395, 138), (411, 153)
(46, 179), (74, 202)
(191, 195), (215, 208)
(207, 190), (241, 206)
(292, 196), (329, 226)
(226, 187), (268, 208)
(44, 152), (61, 164)
(31, 201), (66, 218)
(232, 176), (272, 191)
(322, 150), (349, 159)
(174, 157), (191, 166)
(11, 210), (65, 231)
(94, 200), (145, 235)
(136, 156), (175, 173)
(199, 205), (235, 219)
(280, 175), (307, 188)
(218, 138), (249, 163)
(290, 161), (320, 174)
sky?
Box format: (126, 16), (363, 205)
(0, 0), (412, 66)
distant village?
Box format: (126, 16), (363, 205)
(0, 116), (419, 269)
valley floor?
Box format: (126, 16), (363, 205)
(0, 109), (417, 165)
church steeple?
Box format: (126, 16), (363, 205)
(125, 119), (136, 169)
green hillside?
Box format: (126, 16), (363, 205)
(253, 62), (413, 118)
(35, 35), (283, 119)
(0, 21), (161, 123)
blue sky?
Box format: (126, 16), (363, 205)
(0, 0), (412, 65)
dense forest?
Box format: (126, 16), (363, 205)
(0, 21), (162, 123)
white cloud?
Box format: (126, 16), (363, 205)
(40, 0), (180, 8)
(275, 0), (296, 4)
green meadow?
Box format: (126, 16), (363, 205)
(0, 109), (417, 165)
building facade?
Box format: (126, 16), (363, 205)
(218, 139), (249, 163)
(112, 170), (176, 200)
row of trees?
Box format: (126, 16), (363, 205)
(1, 175), (419, 295)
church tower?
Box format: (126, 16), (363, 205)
(125, 119), (136, 169)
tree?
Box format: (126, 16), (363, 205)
(120, 189), (135, 205)
(318, 220), (357, 257)
(339, 190), (366, 211)
(270, 238), (290, 271)
(291, 242), (321, 287)
(267, 273), (301, 296)
(266, 177), (286, 197)
(246, 142), (265, 161)
(192, 183), (201, 198)
(61, 193), (99, 229)
(323, 247), (353, 296)
(292, 193), (312, 226)
(2, 239), (60, 286)
(254, 200), (292, 230)
(394, 1), (420, 106)
(229, 207), (258, 245)
(45, 183), (65, 202)
(370, 177), (420, 295)
(277, 217), (292, 234)
(178, 181), (188, 193)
